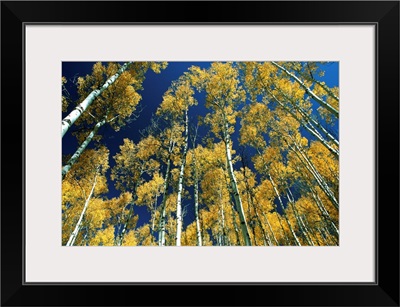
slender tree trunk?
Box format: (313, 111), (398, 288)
(252, 207), (271, 246)
(62, 118), (106, 179)
(229, 203), (241, 245)
(221, 163), (242, 245)
(309, 188), (339, 236)
(295, 166), (339, 238)
(193, 159), (202, 246)
(260, 76), (339, 149)
(296, 65), (339, 102)
(324, 225), (339, 245)
(150, 197), (158, 245)
(254, 147), (300, 246)
(269, 82), (339, 147)
(242, 167), (271, 246)
(252, 149), (284, 246)
(246, 174), (272, 245)
(277, 214), (291, 245)
(286, 190), (314, 246)
(271, 61), (339, 118)
(268, 174), (302, 246)
(66, 172), (98, 246)
(288, 139), (339, 210)
(301, 215), (322, 246)
(194, 170), (203, 246)
(61, 62), (132, 138)
(223, 122), (252, 246)
(262, 211), (279, 246)
(158, 141), (174, 246)
(317, 227), (330, 245)
(175, 111), (189, 246)
(250, 219), (259, 246)
(190, 125), (203, 247)
(219, 194), (228, 246)
(251, 188), (278, 246)
(294, 104), (339, 147)
(270, 90), (339, 156)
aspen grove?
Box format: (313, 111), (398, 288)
(62, 61), (339, 246)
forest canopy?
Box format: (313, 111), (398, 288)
(61, 61), (339, 246)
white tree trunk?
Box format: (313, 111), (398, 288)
(66, 172), (98, 246)
(223, 124), (252, 246)
(175, 111), (189, 246)
(61, 62), (132, 138)
(62, 118), (106, 179)
(260, 76), (339, 149)
(286, 190), (314, 246)
(301, 215), (321, 245)
(269, 174), (302, 246)
(271, 92), (339, 156)
(158, 159), (170, 246)
(293, 100), (339, 146)
(149, 197), (158, 245)
(310, 188), (339, 236)
(190, 128), (203, 247)
(289, 139), (339, 210)
(277, 214), (291, 245)
(271, 61), (339, 118)
(314, 78), (339, 101)
(158, 140), (174, 246)
(193, 171), (202, 246)
(219, 195), (227, 246)
(250, 197), (272, 246)
(252, 190), (279, 246)
(263, 210), (279, 246)
(242, 167), (272, 246)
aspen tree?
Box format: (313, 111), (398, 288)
(189, 63), (252, 246)
(62, 62), (167, 179)
(62, 147), (109, 246)
(156, 76), (197, 245)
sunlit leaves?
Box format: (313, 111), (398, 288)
(136, 173), (164, 207)
(122, 231), (138, 246)
(63, 61), (339, 246)
(90, 225), (115, 246)
(157, 76), (197, 118)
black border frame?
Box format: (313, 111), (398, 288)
(1, 1), (399, 306)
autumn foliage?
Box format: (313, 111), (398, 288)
(62, 61), (339, 246)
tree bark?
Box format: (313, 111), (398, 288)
(286, 190), (314, 245)
(268, 89), (339, 156)
(66, 172), (98, 246)
(258, 73), (339, 150)
(241, 164), (272, 246)
(158, 140), (174, 246)
(223, 126), (252, 246)
(288, 138), (339, 210)
(61, 62), (132, 138)
(268, 174), (302, 246)
(175, 110), (189, 246)
(62, 118), (106, 180)
(193, 168), (202, 246)
(271, 61), (339, 118)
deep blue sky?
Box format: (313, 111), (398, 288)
(62, 61), (338, 231)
